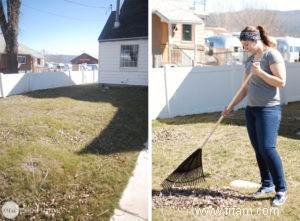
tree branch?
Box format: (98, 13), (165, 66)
(0, 1), (8, 34)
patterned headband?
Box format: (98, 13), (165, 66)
(239, 32), (261, 41)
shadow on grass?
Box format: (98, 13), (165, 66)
(25, 84), (148, 155)
(156, 101), (300, 140)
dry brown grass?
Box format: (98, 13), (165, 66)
(0, 84), (148, 220)
(152, 102), (300, 221)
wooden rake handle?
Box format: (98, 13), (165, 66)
(199, 72), (254, 149)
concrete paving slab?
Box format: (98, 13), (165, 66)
(111, 209), (146, 221)
(110, 148), (148, 221)
(230, 180), (261, 188)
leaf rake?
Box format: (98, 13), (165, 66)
(161, 72), (254, 189)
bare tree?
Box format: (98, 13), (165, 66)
(208, 9), (285, 36)
(230, 9), (285, 36)
(0, 0), (22, 73)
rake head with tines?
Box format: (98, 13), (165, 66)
(161, 148), (205, 188)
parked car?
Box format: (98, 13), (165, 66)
(64, 63), (72, 70)
(44, 62), (54, 71)
(205, 34), (243, 65)
(276, 36), (300, 62)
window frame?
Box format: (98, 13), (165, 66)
(182, 24), (192, 42)
(17, 56), (26, 64)
(120, 44), (139, 68)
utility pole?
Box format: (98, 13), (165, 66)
(192, 0), (207, 13)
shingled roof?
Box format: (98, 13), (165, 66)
(152, 0), (203, 24)
(0, 34), (43, 58)
(98, 0), (148, 42)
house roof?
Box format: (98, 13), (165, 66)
(0, 34), (44, 58)
(98, 0), (148, 42)
(70, 53), (98, 64)
(152, 0), (203, 24)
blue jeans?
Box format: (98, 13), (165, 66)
(245, 105), (286, 192)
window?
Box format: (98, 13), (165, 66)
(17, 56), (26, 64)
(182, 24), (192, 41)
(120, 45), (139, 67)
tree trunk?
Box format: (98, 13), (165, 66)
(0, 0), (22, 73)
(5, 36), (19, 73)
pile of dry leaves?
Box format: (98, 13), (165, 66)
(152, 128), (190, 145)
(153, 188), (253, 209)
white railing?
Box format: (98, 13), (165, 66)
(150, 63), (300, 119)
(0, 70), (98, 98)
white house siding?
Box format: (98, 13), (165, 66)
(98, 39), (148, 86)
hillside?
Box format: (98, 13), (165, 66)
(206, 10), (300, 37)
(276, 10), (300, 37)
(44, 54), (76, 63)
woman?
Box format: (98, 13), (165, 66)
(223, 26), (287, 206)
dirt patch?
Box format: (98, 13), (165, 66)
(21, 155), (40, 172)
(28, 125), (50, 132)
(0, 172), (9, 188)
(152, 128), (190, 144)
(152, 188), (253, 209)
(0, 129), (12, 142)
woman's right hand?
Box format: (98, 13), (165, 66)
(222, 106), (233, 116)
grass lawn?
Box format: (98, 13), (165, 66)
(0, 84), (148, 220)
(152, 102), (300, 221)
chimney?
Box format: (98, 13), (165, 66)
(114, 0), (120, 28)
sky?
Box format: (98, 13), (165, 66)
(183, 0), (300, 13)
(17, 0), (125, 58)
(4, 0), (300, 58)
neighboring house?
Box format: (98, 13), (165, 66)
(98, 0), (148, 86)
(0, 34), (44, 73)
(70, 53), (98, 71)
(70, 53), (98, 64)
(152, 0), (205, 67)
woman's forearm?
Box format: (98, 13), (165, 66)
(256, 69), (286, 87)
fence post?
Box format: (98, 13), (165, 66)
(164, 65), (171, 118)
(68, 68), (72, 80)
(0, 73), (5, 98)
(82, 68), (85, 84)
(93, 68), (95, 83)
(27, 72), (32, 92)
(280, 87), (288, 105)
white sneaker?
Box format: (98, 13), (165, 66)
(252, 186), (275, 198)
(272, 192), (287, 206)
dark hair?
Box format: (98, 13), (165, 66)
(240, 26), (275, 48)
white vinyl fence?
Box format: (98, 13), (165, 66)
(0, 70), (98, 98)
(150, 63), (300, 119)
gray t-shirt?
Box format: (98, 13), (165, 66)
(245, 48), (284, 107)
